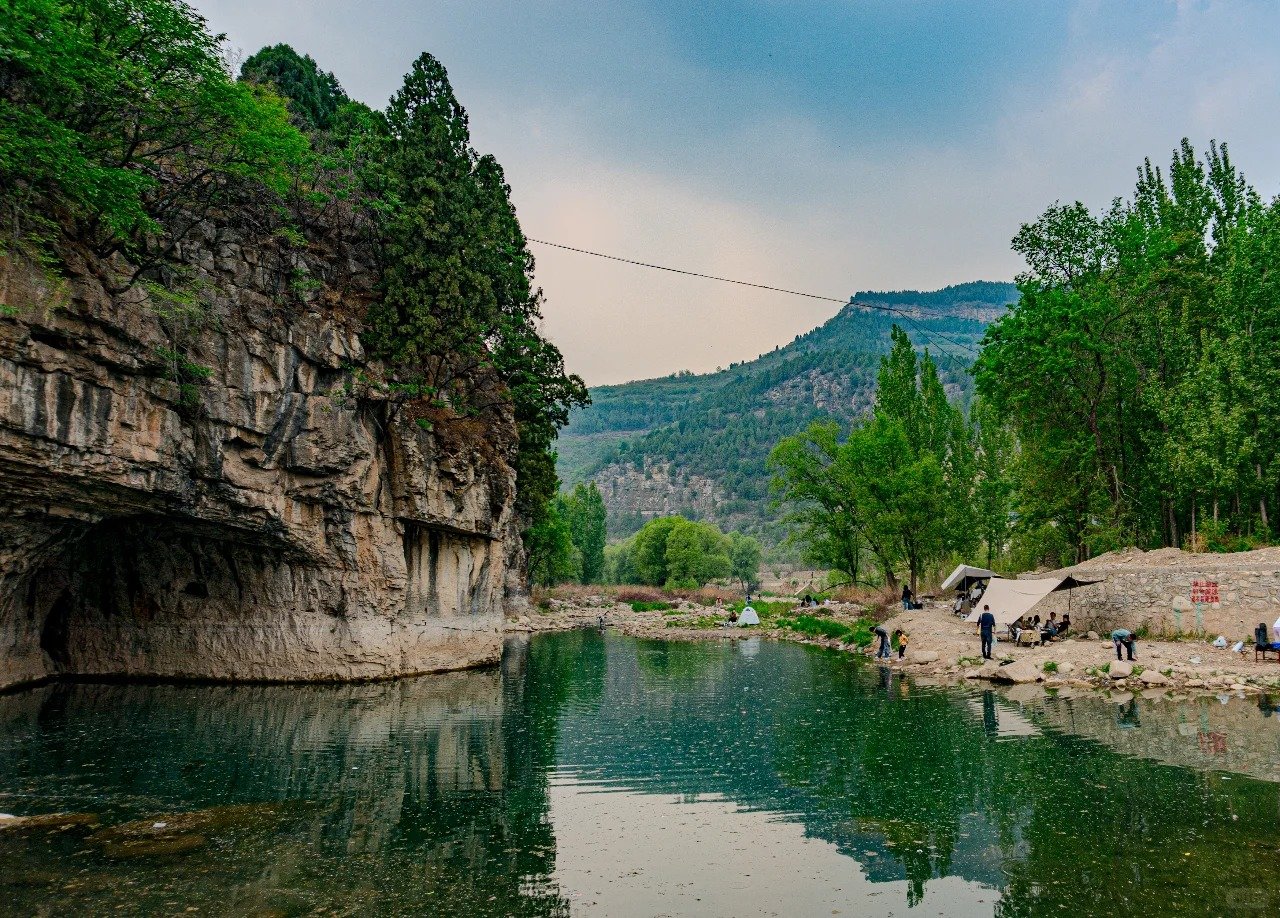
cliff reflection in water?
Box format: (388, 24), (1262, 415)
(0, 631), (603, 916)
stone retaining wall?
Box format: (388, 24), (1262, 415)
(1032, 549), (1280, 640)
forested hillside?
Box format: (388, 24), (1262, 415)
(559, 282), (1017, 544)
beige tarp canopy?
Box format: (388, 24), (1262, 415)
(963, 576), (1100, 628)
(940, 564), (998, 592)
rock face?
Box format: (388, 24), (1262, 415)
(595, 459), (725, 524)
(0, 235), (520, 691)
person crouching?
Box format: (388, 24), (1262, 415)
(1111, 628), (1136, 661)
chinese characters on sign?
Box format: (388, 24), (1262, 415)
(1191, 579), (1220, 604)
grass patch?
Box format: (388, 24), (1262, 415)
(1043, 661), (1058, 673)
(776, 614), (875, 647)
(631, 601), (673, 613)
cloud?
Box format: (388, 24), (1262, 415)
(191, 0), (1280, 385)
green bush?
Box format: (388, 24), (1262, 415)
(778, 614), (854, 642)
(630, 601), (673, 613)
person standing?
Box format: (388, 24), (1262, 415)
(1111, 628), (1136, 661)
(894, 629), (909, 659)
(901, 584), (913, 610)
(873, 624), (891, 659)
(978, 604), (996, 660)
(1273, 614), (1280, 644)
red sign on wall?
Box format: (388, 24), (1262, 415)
(1191, 580), (1220, 604)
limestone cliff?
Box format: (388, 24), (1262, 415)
(0, 228), (523, 691)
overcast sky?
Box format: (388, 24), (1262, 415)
(194, 1), (1280, 385)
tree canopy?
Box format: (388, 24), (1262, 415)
(977, 139), (1280, 559)
(771, 327), (977, 590)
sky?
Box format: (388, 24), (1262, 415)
(193, 1), (1280, 385)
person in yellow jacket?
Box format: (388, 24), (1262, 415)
(893, 629), (909, 659)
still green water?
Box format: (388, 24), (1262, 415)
(3, 632), (1280, 917)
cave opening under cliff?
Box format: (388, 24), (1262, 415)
(20, 514), (301, 682)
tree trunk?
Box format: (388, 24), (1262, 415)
(1258, 464), (1269, 531)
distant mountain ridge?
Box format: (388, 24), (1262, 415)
(558, 281), (1018, 545)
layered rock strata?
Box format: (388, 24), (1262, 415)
(0, 232), (520, 691)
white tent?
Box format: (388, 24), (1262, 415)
(739, 607), (760, 626)
(965, 577), (1063, 628)
(940, 564), (998, 593)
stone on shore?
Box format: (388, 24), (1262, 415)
(1109, 660), (1134, 679)
(1139, 670), (1169, 686)
(911, 651), (939, 664)
(995, 661), (1041, 684)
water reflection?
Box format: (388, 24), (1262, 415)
(2, 632), (1280, 916)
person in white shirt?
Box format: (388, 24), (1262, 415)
(1273, 615), (1280, 643)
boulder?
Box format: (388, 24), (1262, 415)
(966, 661), (1004, 680)
(1109, 660), (1134, 679)
(1056, 661), (1076, 675)
(911, 651), (940, 664)
(1086, 631), (1100, 641)
(1139, 670), (1169, 686)
(995, 661), (1041, 684)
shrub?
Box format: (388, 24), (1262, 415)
(1043, 661), (1058, 673)
(630, 601), (673, 613)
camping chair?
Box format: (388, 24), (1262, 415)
(1255, 624), (1279, 662)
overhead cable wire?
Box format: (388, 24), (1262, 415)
(527, 238), (845, 304)
(528, 237), (982, 360)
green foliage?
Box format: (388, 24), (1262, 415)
(603, 539), (639, 584)
(622, 515), (737, 589)
(355, 52), (587, 558)
(632, 517), (684, 586)
(771, 326), (976, 590)
(240, 43), (348, 130)
(561, 483), (607, 583)
(776, 614), (874, 647)
(525, 495), (581, 587)
(977, 139), (1280, 558)
(727, 531), (762, 592)
(0, 0), (309, 282)
(664, 520), (731, 589)
(629, 601), (672, 613)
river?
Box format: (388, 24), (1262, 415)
(2, 632), (1279, 916)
